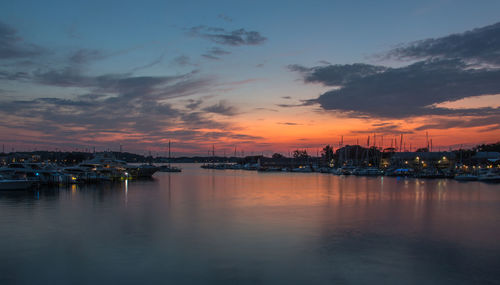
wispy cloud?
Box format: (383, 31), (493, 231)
(202, 100), (238, 116)
(202, 47), (231, 60)
(0, 20), (46, 60)
(0, 21), (260, 152)
(189, 26), (267, 46)
(350, 125), (414, 135)
(68, 49), (107, 65)
(217, 14), (233, 23)
(278, 122), (301, 126)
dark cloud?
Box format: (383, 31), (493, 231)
(290, 22), (500, 123)
(0, 88), (251, 152)
(276, 100), (316, 108)
(217, 14), (233, 23)
(31, 68), (208, 102)
(350, 125), (414, 135)
(0, 70), (30, 80)
(385, 22), (500, 65)
(254, 107), (278, 112)
(68, 49), (106, 65)
(202, 47), (231, 60)
(202, 100), (238, 116)
(286, 20), (500, 134)
(0, 21), (46, 60)
(415, 115), (500, 131)
(0, 22), (259, 153)
(185, 99), (203, 110)
(312, 59), (500, 118)
(201, 54), (219, 60)
(371, 122), (392, 127)
(189, 26), (267, 46)
(0, 66), (219, 138)
(278, 122), (301, 126)
(172, 55), (193, 66)
(130, 53), (165, 72)
(288, 63), (387, 86)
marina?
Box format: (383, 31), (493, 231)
(1, 4), (500, 283)
(0, 147), (499, 191)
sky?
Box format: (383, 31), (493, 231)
(0, 0), (499, 156)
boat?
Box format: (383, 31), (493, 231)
(82, 153), (158, 179)
(158, 165), (182, 172)
(290, 165), (313, 173)
(415, 168), (445, 179)
(385, 168), (414, 177)
(339, 165), (356, 175)
(353, 167), (383, 176)
(62, 165), (109, 183)
(0, 162), (68, 184)
(159, 140), (182, 172)
(258, 166), (282, 172)
(454, 173), (478, 181)
(478, 169), (500, 183)
(0, 174), (33, 191)
(125, 164), (160, 178)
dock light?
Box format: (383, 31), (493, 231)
(442, 156), (447, 160)
(416, 156), (420, 160)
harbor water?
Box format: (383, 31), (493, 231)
(1, 164), (499, 284)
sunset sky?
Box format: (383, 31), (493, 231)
(1, 0), (499, 156)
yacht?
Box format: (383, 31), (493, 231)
(81, 153), (159, 179)
(353, 167), (383, 176)
(454, 172), (478, 181)
(158, 165), (182, 172)
(478, 169), (500, 183)
(0, 174), (33, 190)
(0, 162), (71, 184)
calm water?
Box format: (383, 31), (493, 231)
(1, 164), (499, 284)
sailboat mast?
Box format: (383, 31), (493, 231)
(168, 140), (171, 167)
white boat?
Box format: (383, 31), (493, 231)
(454, 173), (478, 181)
(353, 167), (383, 176)
(81, 153), (158, 179)
(339, 166), (356, 175)
(159, 140), (182, 172)
(478, 169), (500, 183)
(0, 174), (33, 190)
(126, 164), (160, 178)
(0, 162), (66, 184)
(158, 165), (182, 172)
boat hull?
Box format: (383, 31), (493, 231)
(0, 180), (33, 191)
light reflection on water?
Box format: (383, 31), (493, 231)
(0, 164), (499, 284)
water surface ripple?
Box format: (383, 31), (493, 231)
(1, 164), (499, 284)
